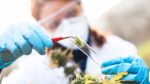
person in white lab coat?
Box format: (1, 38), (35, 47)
(35, 0), (137, 73)
(0, 0), (138, 84)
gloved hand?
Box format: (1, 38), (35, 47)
(0, 22), (53, 68)
(101, 56), (149, 84)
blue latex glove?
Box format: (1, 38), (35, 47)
(0, 22), (53, 69)
(101, 56), (149, 84)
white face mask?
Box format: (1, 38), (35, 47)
(49, 15), (89, 49)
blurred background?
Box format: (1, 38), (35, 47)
(0, 0), (150, 66)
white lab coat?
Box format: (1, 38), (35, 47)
(0, 35), (138, 84)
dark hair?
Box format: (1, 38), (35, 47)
(89, 28), (106, 47)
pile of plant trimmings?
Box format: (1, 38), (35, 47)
(71, 72), (139, 84)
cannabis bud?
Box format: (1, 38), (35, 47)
(48, 48), (78, 76)
(73, 36), (84, 48)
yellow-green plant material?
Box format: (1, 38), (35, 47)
(71, 72), (139, 84)
(74, 36), (84, 48)
(48, 48), (78, 76)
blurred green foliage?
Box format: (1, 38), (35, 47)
(138, 39), (150, 67)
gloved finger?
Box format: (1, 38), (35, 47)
(102, 63), (139, 74)
(0, 36), (15, 62)
(4, 34), (22, 58)
(101, 57), (123, 67)
(12, 27), (32, 55)
(122, 74), (137, 81)
(27, 22), (53, 48)
(134, 60), (149, 83)
(102, 56), (138, 68)
(122, 56), (136, 63)
(108, 74), (138, 82)
(20, 25), (45, 55)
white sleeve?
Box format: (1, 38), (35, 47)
(99, 35), (138, 57)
